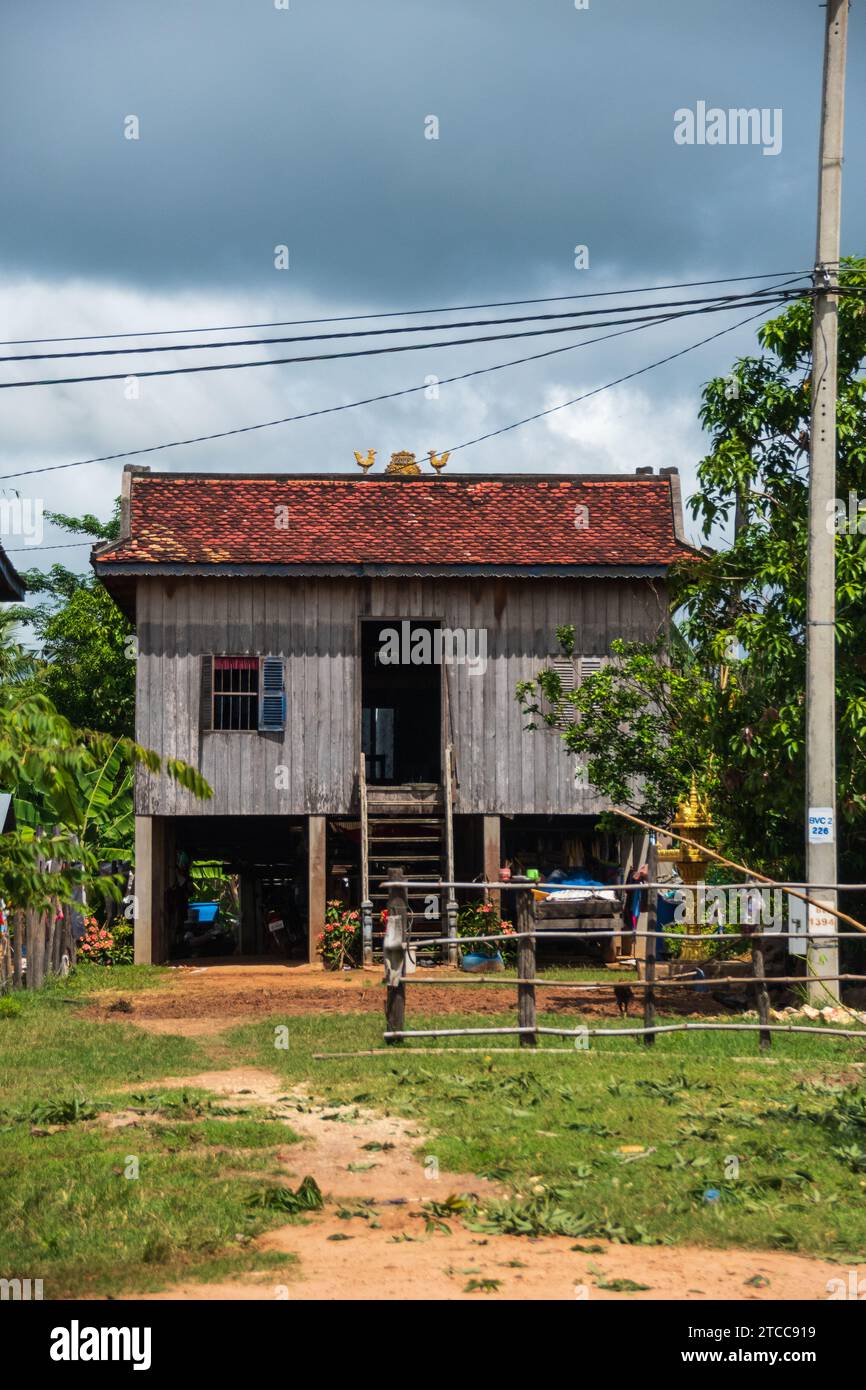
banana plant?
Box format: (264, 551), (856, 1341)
(1, 679), (211, 910)
(15, 740), (136, 862)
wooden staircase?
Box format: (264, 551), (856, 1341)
(368, 817), (444, 955)
(360, 751), (457, 962)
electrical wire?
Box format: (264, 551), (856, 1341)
(0, 288), (806, 364)
(440, 304), (784, 459)
(0, 269), (812, 348)
(0, 290), (804, 391)
(3, 542), (95, 554)
(1, 297), (784, 543)
(0, 294), (798, 483)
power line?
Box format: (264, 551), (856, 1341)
(0, 310), (694, 482)
(0, 288), (806, 365)
(3, 298), (782, 543)
(442, 304), (783, 458)
(0, 291), (803, 391)
(0, 295), (794, 483)
(0, 270), (812, 348)
(3, 541), (95, 554)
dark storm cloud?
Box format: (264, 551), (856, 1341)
(4, 0), (862, 302)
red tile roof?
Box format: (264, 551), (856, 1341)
(94, 470), (693, 571)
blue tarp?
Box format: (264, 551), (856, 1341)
(544, 869), (608, 894)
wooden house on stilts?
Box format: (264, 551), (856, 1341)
(92, 454), (694, 964)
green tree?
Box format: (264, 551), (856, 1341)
(13, 501), (135, 737)
(517, 260), (866, 880)
(0, 617), (210, 912)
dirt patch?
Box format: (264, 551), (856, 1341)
(115, 1067), (861, 1302)
(82, 962), (744, 1034)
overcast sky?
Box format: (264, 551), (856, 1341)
(2, 0), (864, 565)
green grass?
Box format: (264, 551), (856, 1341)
(0, 969), (303, 1297)
(496, 963), (639, 981)
(0, 972), (202, 1103)
(234, 1008), (866, 1260)
(0, 1115), (301, 1296)
(1, 965), (865, 1297)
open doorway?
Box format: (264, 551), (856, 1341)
(361, 620), (441, 784)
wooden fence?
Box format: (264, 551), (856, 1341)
(380, 875), (866, 1052)
(0, 906), (77, 994)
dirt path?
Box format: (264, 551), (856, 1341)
(117, 1067), (860, 1302)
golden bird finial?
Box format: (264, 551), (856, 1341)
(354, 448), (376, 473)
(428, 450), (450, 473)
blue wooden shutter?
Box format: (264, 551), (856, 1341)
(258, 657), (286, 731)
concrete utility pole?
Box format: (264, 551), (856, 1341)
(805, 0), (849, 1004)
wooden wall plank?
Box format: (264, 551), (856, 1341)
(135, 574), (667, 818)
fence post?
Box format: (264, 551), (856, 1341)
(446, 898), (458, 967)
(361, 900), (373, 967)
(751, 934), (772, 1052)
(45, 901), (58, 981)
(383, 867), (408, 1045)
(516, 886), (537, 1048)
(643, 846), (658, 1047)
(12, 909), (24, 990)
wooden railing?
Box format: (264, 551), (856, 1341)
(380, 875), (866, 1051)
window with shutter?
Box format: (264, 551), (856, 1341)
(543, 655), (605, 729)
(200, 656), (285, 732)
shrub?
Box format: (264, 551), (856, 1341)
(76, 915), (133, 966)
(456, 900), (516, 963)
(317, 900), (361, 970)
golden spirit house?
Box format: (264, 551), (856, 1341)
(92, 453), (694, 964)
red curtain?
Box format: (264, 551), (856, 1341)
(214, 657), (257, 671)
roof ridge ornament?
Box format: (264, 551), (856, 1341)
(355, 448), (450, 475)
(385, 450), (421, 475)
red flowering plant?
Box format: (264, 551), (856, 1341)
(455, 900), (516, 963)
(317, 899), (362, 970)
(77, 916), (116, 966)
(76, 914), (134, 966)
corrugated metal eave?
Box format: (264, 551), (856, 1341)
(93, 561), (672, 579)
